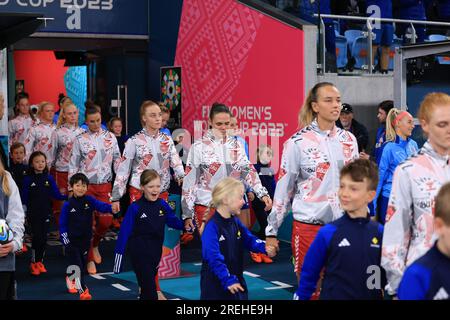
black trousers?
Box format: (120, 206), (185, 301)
(30, 216), (50, 262)
(129, 238), (162, 300)
(66, 238), (90, 292)
(252, 199), (269, 240)
(0, 272), (15, 300)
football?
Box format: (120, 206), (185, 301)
(0, 218), (13, 245)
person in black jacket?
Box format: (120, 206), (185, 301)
(60, 173), (116, 300)
(295, 159), (385, 300)
(21, 151), (67, 276)
(336, 103), (369, 154)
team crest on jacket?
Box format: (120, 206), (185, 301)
(415, 177), (438, 194)
(159, 209), (164, 216)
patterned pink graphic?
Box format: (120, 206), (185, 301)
(159, 244), (181, 278)
(175, 0), (262, 132)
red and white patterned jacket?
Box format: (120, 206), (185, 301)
(69, 129), (121, 185)
(266, 119), (359, 237)
(181, 130), (268, 220)
(381, 141), (450, 295)
(8, 114), (34, 146)
(111, 129), (184, 201)
(24, 121), (56, 167)
(51, 124), (85, 172)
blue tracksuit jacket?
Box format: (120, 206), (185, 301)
(200, 212), (266, 300)
(398, 243), (450, 300)
(295, 213), (384, 300)
(21, 172), (67, 218)
(59, 195), (112, 246)
(113, 197), (184, 273)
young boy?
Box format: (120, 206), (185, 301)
(294, 159), (384, 300)
(9, 143), (29, 253)
(9, 143), (28, 191)
(398, 182), (450, 300)
(59, 173), (117, 300)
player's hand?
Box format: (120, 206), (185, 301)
(0, 242), (15, 257)
(247, 192), (255, 202)
(228, 283), (245, 294)
(265, 245), (277, 258)
(112, 202), (120, 214)
(265, 237), (279, 253)
(177, 178), (183, 186)
(359, 151), (370, 160)
(262, 196), (272, 211)
(184, 218), (194, 232)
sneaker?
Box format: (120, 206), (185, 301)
(66, 277), (78, 294)
(260, 254), (273, 264)
(36, 262), (47, 273)
(92, 247), (102, 264)
(250, 252), (262, 263)
(30, 262), (40, 276)
(180, 233), (194, 245)
(157, 290), (167, 300)
(87, 261), (97, 275)
(80, 288), (92, 300)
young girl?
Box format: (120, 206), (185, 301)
(200, 177), (275, 300)
(21, 151), (67, 275)
(372, 108), (418, 224)
(113, 169), (188, 300)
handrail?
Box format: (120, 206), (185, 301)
(314, 13), (450, 74)
(314, 14), (450, 27)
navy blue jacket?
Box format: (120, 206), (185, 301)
(253, 162), (276, 199)
(59, 195), (112, 246)
(10, 162), (28, 200)
(113, 197), (184, 273)
(398, 243), (450, 300)
(21, 172), (67, 218)
(295, 213), (384, 300)
(200, 212), (266, 300)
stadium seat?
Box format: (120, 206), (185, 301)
(345, 29), (363, 51)
(428, 34), (450, 64)
(335, 35), (348, 69)
(351, 36), (369, 69)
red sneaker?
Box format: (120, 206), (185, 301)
(80, 288), (92, 300)
(260, 254), (273, 264)
(180, 233), (194, 245)
(250, 252), (262, 263)
(29, 262), (40, 276)
(36, 262), (47, 273)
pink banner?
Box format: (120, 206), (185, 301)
(175, 0), (305, 171)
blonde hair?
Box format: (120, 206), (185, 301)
(0, 160), (11, 197)
(139, 100), (160, 127)
(299, 82), (336, 128)
(211, 178), (244, 208)
(37, 101), (54, 118)
(385, 108), (412, 142)
(56, 102), (78, 128)
(418, 92), (450, 123)
(140, 169), (160, 186)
